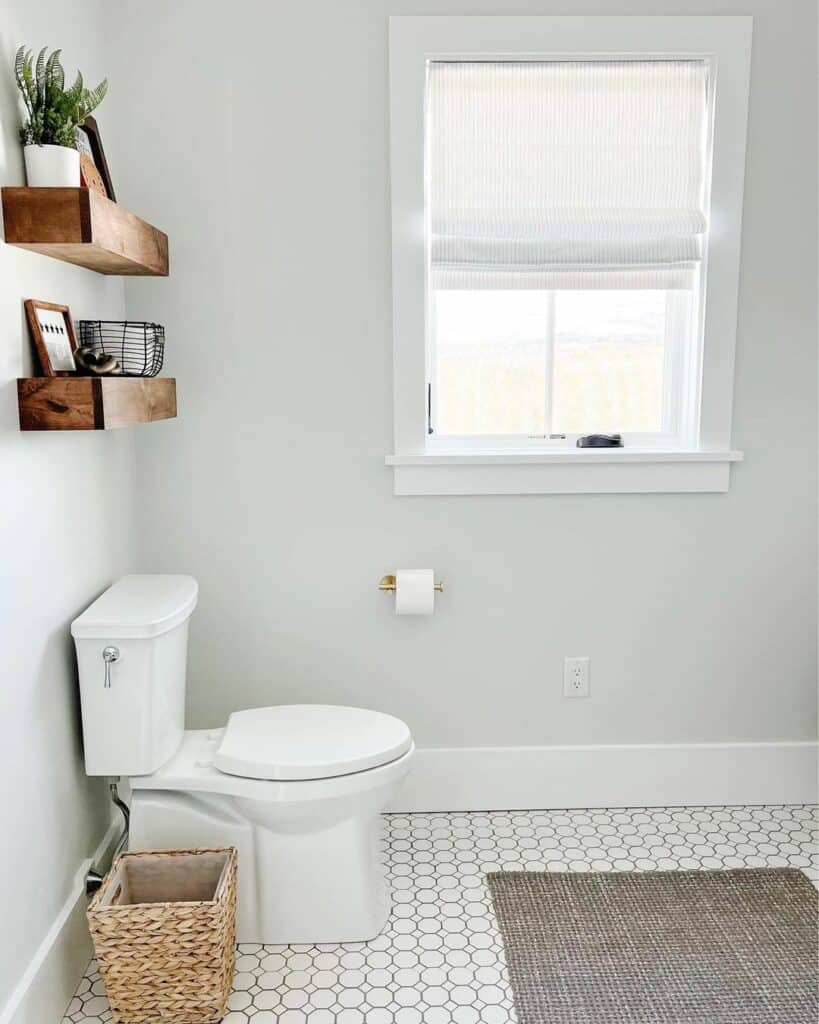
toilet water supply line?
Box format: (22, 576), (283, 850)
(85, 778), (130, 896)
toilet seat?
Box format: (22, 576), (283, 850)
(129, 728), (414, 803)
(215, 704), (413, 781)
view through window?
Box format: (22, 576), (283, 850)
(434, 289), (685, 437)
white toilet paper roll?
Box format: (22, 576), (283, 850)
(395, 569), (435, 615)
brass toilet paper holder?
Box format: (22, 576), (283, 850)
(378, 574), (444, 593)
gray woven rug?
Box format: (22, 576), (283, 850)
(487, 868), (818, 1023)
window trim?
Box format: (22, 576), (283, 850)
(387, 449), (744, 496)
(388, 15), (753, 495)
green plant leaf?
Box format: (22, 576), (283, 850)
(14, 48), (35, 121)
(34, 46), (48, 115)
(79, 78), (108, 119)
(14, 46), (26, 84)
(13, 45), (106, 146)
(45, 48), (64, 92)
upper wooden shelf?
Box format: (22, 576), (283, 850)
(1, 187), (168, 276)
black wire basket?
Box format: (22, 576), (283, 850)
(78, 321), (165, 377)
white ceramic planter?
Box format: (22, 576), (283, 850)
(23, 144), (80, 187)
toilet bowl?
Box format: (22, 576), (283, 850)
(71, 576), (414, 944)
(128, 710), (414, 944)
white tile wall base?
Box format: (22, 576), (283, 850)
(0, 818), (120, 1024)
(388, 742), (819, 812)
(63, 804), (817, 1024)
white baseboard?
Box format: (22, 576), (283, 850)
(389, 741), (819, 812)
(0, 817), (121, 1024)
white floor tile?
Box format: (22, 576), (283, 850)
(64, 804), (819, 1024)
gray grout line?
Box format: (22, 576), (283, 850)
(63, 804), (819, 1024)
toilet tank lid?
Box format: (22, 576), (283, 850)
(71, 575), (198, 639)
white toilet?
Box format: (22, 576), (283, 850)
(71, 574), (414, 944)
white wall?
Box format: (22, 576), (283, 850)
(0, 0), (135, 1014)
(106, 1), (816, 752)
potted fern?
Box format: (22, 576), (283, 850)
(14, 46), (107, 187)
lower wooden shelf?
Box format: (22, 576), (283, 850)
(18, 376), (177, 430)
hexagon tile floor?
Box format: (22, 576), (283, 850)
(64, 804), (818, 1024)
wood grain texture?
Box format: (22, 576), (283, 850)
(18, 378), (100, 430)
(2, 188), (168, 276)
(101, 377), (176, 428)
(17, 377), (176, 430)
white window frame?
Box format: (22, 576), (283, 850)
(387, 16), (752, 495)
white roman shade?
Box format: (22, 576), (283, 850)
(426, 60), (710, 290)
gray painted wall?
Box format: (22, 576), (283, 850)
(107, 0), (817, 748)
(0, 0), (134, 1007)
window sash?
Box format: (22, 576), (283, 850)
(428, 287), (696, 447)
(425, 432), (685, 451)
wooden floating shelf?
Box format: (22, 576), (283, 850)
(2, 188), (168, 276)
(18, 377), (176, 431)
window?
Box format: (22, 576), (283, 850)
(389, 17), (752, 493)
(427, 60), (705, 450)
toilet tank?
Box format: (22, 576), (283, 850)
(71, 575), (198, 777)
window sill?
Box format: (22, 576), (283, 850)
(385, 449), (743, 495)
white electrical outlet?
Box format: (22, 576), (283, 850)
(563, 656), (590, 698)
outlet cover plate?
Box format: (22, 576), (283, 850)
(563, 656), (590, 698)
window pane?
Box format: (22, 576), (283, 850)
(551, 291), (667, 435)
(434, 291), (550, 436)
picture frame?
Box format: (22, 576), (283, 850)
(76, 116), (115, 201)
(24, 299), (79, 376)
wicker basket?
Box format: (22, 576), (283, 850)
(87, 847), (237, 1024)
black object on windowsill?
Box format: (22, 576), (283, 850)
(577, 434), (623, 448)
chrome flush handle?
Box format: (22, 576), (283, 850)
(102, 646), (120, 688)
